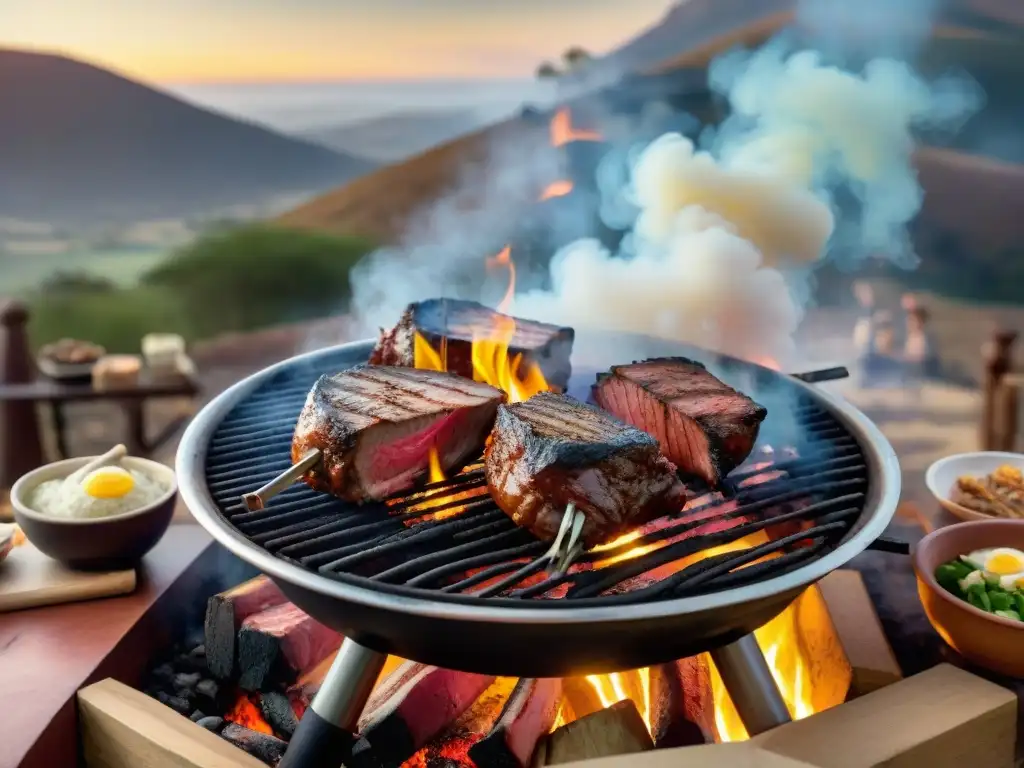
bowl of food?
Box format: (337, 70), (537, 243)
(9, 446), (177, 570)
(37, 338), (106, 382)
(913, 519), (1024, 678)
(924, 451), (1024, 522)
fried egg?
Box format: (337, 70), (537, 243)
(962, 547), (1024, 590)
(81, 466), (135, 499)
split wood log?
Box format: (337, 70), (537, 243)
(550, 743), (820, 768)
(468, 678), (562, 767)
(541, 699), (654, 766)
(817, 569), (902, 697)
(350, 662), (495, 767)
(752, 664), (1017, 768)
(204, 576), (287, 679)
(648, 657), (715, 747)
(236, 602), (342, 691)
(77, 678), (264, 768)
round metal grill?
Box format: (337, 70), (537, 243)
(196, 339), (888, 609)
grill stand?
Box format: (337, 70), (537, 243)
(709, 634), (793, 736)
(279, 639), (387, 768)
(280, 633), (790, 766)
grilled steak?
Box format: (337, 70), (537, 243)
(592, 357), (767, 487)
(485, 392), (687, 547)
(369, 298), (575, 391)
(293, 365), (505, 502)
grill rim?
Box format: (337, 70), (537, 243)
(177, 336), (901, 627)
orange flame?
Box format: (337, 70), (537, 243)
(471, 315), (549, 403)
(225, 693), (274, 735)
(540, 180), (574, 201)
(486, 245), (515, 314)
(427, 445), (446, 484)
(550, 107), (602, 147)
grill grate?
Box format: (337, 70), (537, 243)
(205, 350), (870, 607)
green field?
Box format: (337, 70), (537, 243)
(0, 247), (169, 296)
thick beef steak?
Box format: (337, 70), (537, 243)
(592, 357), (767, 486)
(485, 392), (687, 547)
(293, 365), (505, 502)
(369, 298), (574, 391)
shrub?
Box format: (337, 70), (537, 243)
(27, 225), (377, 352)
(143, 225), (375, 338)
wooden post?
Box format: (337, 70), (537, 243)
(995, 382), (1019, 452)
(980, 329), (1017, 451)
(0, 299), (44, 488)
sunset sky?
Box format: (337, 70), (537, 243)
(4, 0), (679, 83)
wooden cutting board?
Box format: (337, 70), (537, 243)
(0, 531), (136, 613)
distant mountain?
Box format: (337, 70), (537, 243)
(303, 109), (490, 164)
(0, 49), (376, 227)
(601, 0), (1024, 74)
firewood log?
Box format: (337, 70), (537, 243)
(236, 603), (342, 691)
(204, 576), (287, 680)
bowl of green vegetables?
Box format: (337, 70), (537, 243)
(914, 519), (1024, 678)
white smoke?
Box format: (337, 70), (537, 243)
(513, 41), (980, 366)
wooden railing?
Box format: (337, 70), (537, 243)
(980, 329), (1020, 452)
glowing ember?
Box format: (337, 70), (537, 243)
(540, 179), (574, 201)
(486, 245), (515, 313)
(225, 693), (274, 735)
(549, 107), (602, 147)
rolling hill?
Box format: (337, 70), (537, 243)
(303, 109), (491, 164)
(0, 49), (375, 227)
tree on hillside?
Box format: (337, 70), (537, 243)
(536, 61), (560, 79)
(562, 46), (592, 70)
(534, 46), (593, 79)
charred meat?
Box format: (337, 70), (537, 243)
(369, 298), (575, 391)
(485, 392), (687, 547)
(592, 357), (767, 487)
(293, 365), (505, 502)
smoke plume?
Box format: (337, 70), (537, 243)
(348, 4), (981, 366)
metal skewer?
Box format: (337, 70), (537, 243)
(242, 449), (322, 511)
(473, 503), (587, 598)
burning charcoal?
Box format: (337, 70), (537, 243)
(355, 662), (495, 766)
(190, 710), (207, 722)
(543, 700), (654, 764)
(259, 691), (298, 739)
(196, 678), (220, 701)
(197, 716), (225, 733)
(468, 678), (562, 767)
(151, 662), (175, 685)
(205, 576), (288, 679)
(173, 671), (202, 691)
(237, 602), (342, 691)
(157, 691), (192, 716)
(368, 297), (575, 391)
(220, 723), (287, 766)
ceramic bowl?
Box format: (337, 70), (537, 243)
(913, 519), (1024, 678)
(10, 456), (177, 570)
(925, 451), (1024, 522)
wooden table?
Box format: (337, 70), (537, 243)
(0, 373), (199, 459)
(0, 525), (214, 768)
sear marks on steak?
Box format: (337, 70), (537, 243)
(485, 392), (687, 548)
(292, 365), (505, 502)
(592, 357), (767, 487)
(369, 298), (575, 391)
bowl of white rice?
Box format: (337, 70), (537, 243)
(10, 455), (177, 570)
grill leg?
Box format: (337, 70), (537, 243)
(279, 638), (387, 768)
(709, 634), (792, 737)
